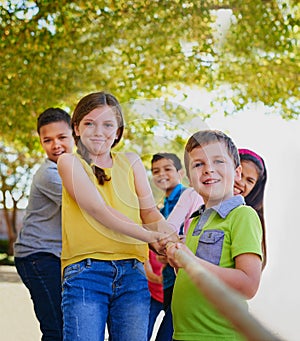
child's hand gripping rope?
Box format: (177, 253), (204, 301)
(165, 241), (282, 341)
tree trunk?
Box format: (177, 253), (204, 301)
(3, 207), (16, 256)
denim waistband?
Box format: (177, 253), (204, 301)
(84, 258), (140, 266)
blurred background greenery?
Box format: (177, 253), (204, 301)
(0, 0), (299, 259)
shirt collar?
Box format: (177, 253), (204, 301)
(166, 184), (185, 202)
(190, 195), (245, 219)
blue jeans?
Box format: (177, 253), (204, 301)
(15, 252), (63, 341)
(155, 307), (173, 341)
(148, 297), (163, 340)
(62, 258), (150, 341)
(155, 285), (174, 341)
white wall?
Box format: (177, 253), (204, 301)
(205, 105), (300, 341)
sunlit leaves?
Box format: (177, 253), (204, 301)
(217, 0), (299, 119)
(0, 0), (299, 148)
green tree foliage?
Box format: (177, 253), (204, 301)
(0, 1), (299, 248)
(215, 1), (299, 119)
(1, 0), (299, 148)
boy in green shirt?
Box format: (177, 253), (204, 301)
(166, 130), (263, 341)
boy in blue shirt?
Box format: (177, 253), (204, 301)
(147, 153), (185, 341)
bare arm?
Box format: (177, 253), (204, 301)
(167, 187), (204, 233)
(126, 152), (179, 242)
(166, 243), (262, 299)
(144, 260), (163, 284)
(57, 153), (161, 244)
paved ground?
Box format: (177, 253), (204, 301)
(0, 265), (21, 283)
(0, 265), (162, 341)
(0, 265), (41, 341)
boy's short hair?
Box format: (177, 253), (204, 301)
(151, 153), (182, 171)
(37, 108), (71, 135)
(184, 130), (240, 177)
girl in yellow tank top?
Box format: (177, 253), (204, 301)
(57, 91), (178, 341)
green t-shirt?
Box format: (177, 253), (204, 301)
(172, 196), (263, 341)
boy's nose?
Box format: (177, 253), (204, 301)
(156, 169), (165, 176)
(203, 163), (214, 174)
(52, 139), (61, 149)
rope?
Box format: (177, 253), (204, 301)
(170, 245), (283, 341)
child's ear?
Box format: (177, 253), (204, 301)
(235, 165), (242, 181)
(74, 124), (80, 136)
(178, 168), (185, 180)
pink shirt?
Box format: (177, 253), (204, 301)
(147, 250), (164, 303)
(167, 187), (204, 234)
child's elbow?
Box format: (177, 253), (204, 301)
(241, 280), (260, 299)
(244, 286), (259, 300)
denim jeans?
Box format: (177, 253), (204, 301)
(62, 258), (150, 341)
(148, 297), (163, 340)
(15, 252), (63, 341)
(155, 285), (174, 341)
(155, 306), (173, 341)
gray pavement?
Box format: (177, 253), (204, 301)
(0, 265), (41, 341)
(0, 265), (162, 341)
(0, 264), (21, 283)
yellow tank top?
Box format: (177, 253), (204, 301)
(61, 152), (148, 270)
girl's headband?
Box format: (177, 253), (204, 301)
(238, 148), (264, 169)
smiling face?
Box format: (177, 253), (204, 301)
(234, 160), (259, 197)
(187, 142), (241, 207)
(151, 158), (183, 196)
(39, 121), (74, 163)
(74, 105), (119, 163)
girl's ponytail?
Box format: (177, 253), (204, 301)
(77, 139), (111, 185)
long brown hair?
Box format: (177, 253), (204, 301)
(72, 91), (124, 185)
(239, 149), (268, 270)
